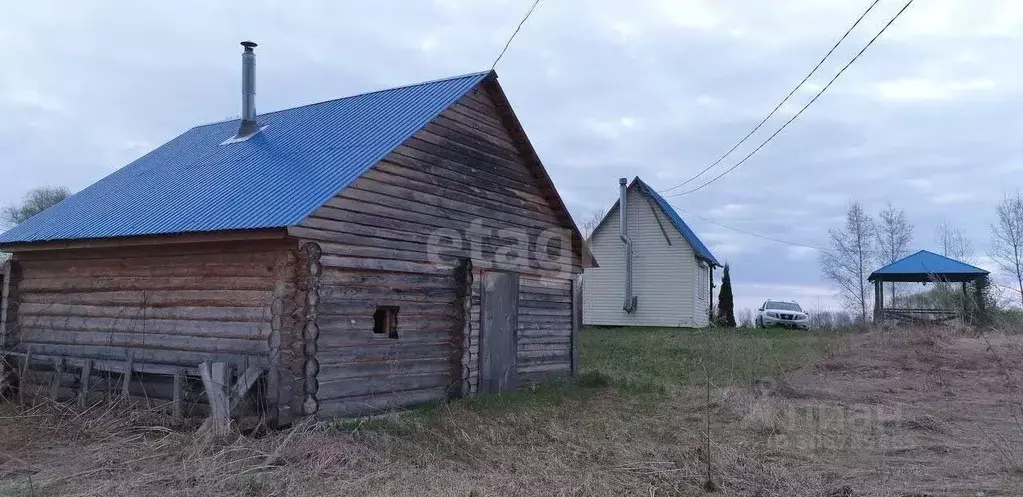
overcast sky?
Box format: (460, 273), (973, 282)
(2, 0), (1021, 310)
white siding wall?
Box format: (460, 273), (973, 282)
(583, 186), (710, 327)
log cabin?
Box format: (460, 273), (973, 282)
(0, 42), (592, 426)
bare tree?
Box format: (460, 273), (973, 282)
(3, 186), (70, 227)
(935, 219), (974, 263)
(990, 192), (1023, 306)
(580, 207), (607, 240)
(820, 201), (876, 322)
(875, 203), (914, 304)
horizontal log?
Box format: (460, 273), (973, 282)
(520, 277), (572, 291)
(516, 329), (572, 339)
(518, 300), (571, 310)
(517, 343), (571, 354)
(318, 357), (454, 382)
(19, 276), (272, 293)
(516, 323), (572, 333)
(317, 387), (448, 417)
(317, 330), (453, 348)
(19, 315), (270, 340)
(319, 270), (453, 290)
(19, 329), (267, 355)
(518, 307), (572, 317)
(317, 341), (456, 365)
(317, 372), (452, 401)
(517, 362), (571, 374)
(518, 355), (571, 367)
(15, 241), (288, 264)
(318, 254), (453, 276)
(17, 303), (268, 323)
(19, 290), (274, 308)
(520, 290), (571, 300)
(12, 239), (292, 261)
(319, 285), (456, 304)
(517, 336), (571, 345)
(10, 343), (268, 369)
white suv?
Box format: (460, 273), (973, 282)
(755, 300), (809, 330)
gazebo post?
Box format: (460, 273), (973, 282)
(873, 279), (883, 325)
(961, 280), (969, 325)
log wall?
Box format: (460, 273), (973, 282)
(294, 81), (583, 416)
(4, 238), (295, 413)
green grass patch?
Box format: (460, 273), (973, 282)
(581, 326), (840, 391)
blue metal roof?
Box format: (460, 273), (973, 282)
(0, 71), (490, 244)
(869, 250), (989, 282)
(634, 178), (720, 266)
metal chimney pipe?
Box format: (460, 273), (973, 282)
(236, 41), (260, 137)
(619, 178), (637, 312)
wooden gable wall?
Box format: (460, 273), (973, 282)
(291, 81), (581, 416)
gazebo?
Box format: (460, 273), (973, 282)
(869, 250), (990, 325)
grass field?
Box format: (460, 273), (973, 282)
(3, 326), (1022, 496)
(581, 326), (837, 389)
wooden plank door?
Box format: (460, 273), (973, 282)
(479, 271), (519, 394)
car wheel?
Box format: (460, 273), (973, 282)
(754, 317), (762, 329)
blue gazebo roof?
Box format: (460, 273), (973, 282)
(868, 250), (989, 283)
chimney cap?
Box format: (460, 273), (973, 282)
(619, 177), (627, 185)
(241, 40), (258, 49)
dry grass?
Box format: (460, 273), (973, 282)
(2, 327), (1023, 496)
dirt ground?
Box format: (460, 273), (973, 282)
(2, 328), (1022, 496)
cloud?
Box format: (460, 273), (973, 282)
(931, 192), (976, 205)
(872, 78), (996, 102)
(786, 246), (819, 261)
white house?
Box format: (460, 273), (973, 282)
(583, 177), (720, 327)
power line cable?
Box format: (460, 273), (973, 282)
(670, 202), (832, 252)
(664, 0), (916, 198)
(491, 0), (543, 70)
(660, 0), (882, 194)
(669, 201), (893, 255)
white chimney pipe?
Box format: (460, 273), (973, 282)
(619, 178), (637, 312)
(235, 41), (260, 138)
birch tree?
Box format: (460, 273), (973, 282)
(875, 203), (914, 304)
(935, 220), (975, 263)
(820, 201), (876, 322)
(580, 207), (607, 240)
(990, 193), (1023, 306)
(2, 186), (69, 227)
